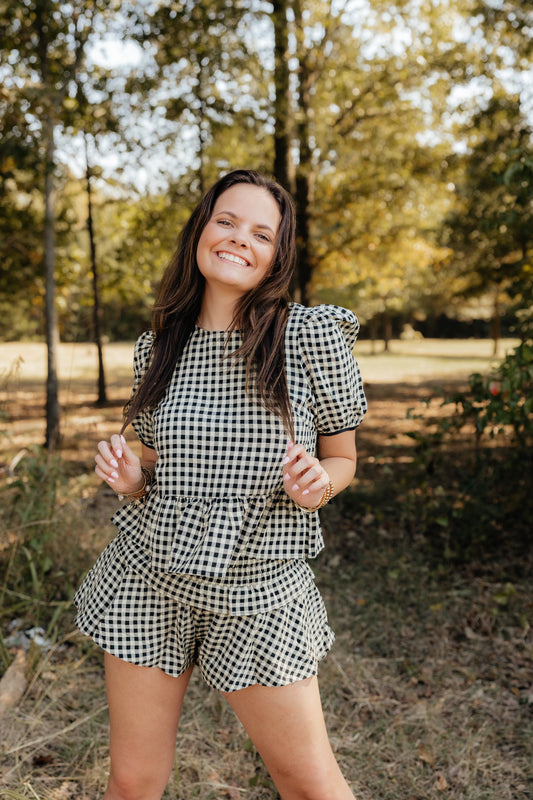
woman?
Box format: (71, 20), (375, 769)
(75, 169), (367, 800)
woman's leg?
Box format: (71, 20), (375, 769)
(223, 676), (356, 800)
(103, 653), (194, 800)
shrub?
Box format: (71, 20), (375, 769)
(444, 340), (533, 448)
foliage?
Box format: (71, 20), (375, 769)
(398, 339), (533, 559)
(442, 99), (533, 321)
(0, 0), (532, 343)
(1, 449), (73, 622)
(443, 340), (533, 448)
(132, 0), (271, 195)
(0, 88), (44, 321)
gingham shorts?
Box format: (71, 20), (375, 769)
(75, 564), (335, 693)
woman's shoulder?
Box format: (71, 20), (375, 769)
(134, 329), (155, 354)
(287, 303), (360, 349)
(133, 330), (155, 374)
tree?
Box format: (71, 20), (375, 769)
(138, 0), (269, 198)
(271, 0), (292, 191)
(443, 97), (533, 353)
(1, 0), (112, 447)
(84, 133), (107, 403)
(293, 0), (532, 337)
(0, 83), (43, 335)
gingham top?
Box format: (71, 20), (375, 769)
(110, 303), (366, 616)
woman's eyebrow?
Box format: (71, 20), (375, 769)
(215, 210), (276, 236)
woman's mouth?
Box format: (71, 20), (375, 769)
(217, 251), (251, 267)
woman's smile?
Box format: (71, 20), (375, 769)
(216, 250), (251, 267)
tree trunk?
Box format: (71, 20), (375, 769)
(36, 1), (61, 450)
(293, 0), (313, 306)
(491, 291), (501, 358)
(271, 0), (291, 193)
(43, 114), (61, 450)
(196, 65), (208, 197)
(369, 317), (379, 354)
(383, 313), (392, 352)
(85, 134), (107, 405)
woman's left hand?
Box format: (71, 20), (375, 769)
(282, 440), (330, 509)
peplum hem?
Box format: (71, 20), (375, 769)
(111, 490), (324, 580)
(74, 531), (317, 621)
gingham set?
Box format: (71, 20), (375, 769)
(75, 303), (366, 692)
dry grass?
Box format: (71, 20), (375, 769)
(0, 339), (531, 799)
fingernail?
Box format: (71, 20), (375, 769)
(283, 473), (290, 481)
(292, 484), (299, 491)
(111, 459), (119, 468)
(302, 489), (309, 496)
(111, 471), (119, 479)
(108, 477), (115, 484)
(120, 435), (126, 443)
(282, 456), (290, 465)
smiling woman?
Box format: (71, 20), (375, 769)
(74, 169), (367, 800)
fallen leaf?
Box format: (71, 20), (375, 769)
(0, 649), (27, 717)
(435, 773), (449, 791)
(417, 744), (435, 767)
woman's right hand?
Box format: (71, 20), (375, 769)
(95, 434), (143, 495)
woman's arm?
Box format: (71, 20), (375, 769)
(282, 430), (357, 510)
(141, 443), (158, 473)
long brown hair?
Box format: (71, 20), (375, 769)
(122, 169), (297, 439)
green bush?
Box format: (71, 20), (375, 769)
(393, 340), (533, 561)
(444, 340), (533, 448)
(0, 447), (89, 672)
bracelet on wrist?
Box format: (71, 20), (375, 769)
(118, 466), (153, 506)
(295, 480), (334, 513)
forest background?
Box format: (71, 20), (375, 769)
(1, 0), (532, 443)
(0, 1), (532, 798)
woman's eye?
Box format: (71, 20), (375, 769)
(256, 232), (271, 242)
(217, 219), (232, 227)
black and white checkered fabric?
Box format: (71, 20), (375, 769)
(74, 303), (366, 689)
(76, 549), (334, 691)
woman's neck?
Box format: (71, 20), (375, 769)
(197, 289), (240, 331)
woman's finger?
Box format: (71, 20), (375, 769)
(118, 434), (140, 466)
(97, 439), (119, 466)
(95, 453), (119, 480)
(95, 464), (116, 484)
(286, 454), (319, 483)
(283, 440), (306, 465)
(109, 433), (124, 459)
(301, 473), (329, 496)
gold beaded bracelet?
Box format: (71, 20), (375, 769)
(117, 466), (153, 505)
(295, 480), (334, 512)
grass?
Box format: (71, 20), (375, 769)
(0, 338), (531, 799)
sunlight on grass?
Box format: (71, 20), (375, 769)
(355, 338), (520, 383)
(0, 338), (520, 393)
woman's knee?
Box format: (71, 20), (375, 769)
(105, 763), (171, 800)
(271, 760), (354, 800)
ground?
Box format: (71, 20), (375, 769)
(0, 338), (531, 800)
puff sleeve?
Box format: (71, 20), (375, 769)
(298, 305), (367, 435)
(130, 330), (156, 448)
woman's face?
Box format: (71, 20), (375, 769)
(196, 184), (281, 297)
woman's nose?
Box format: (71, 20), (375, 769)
(230, 229), (249, 247)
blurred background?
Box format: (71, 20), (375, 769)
(0, 5), (532, 798)
(1, 0), (531, 341)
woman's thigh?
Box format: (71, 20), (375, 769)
(104, 653), (193, 800)
(223, 676), (355, 800)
